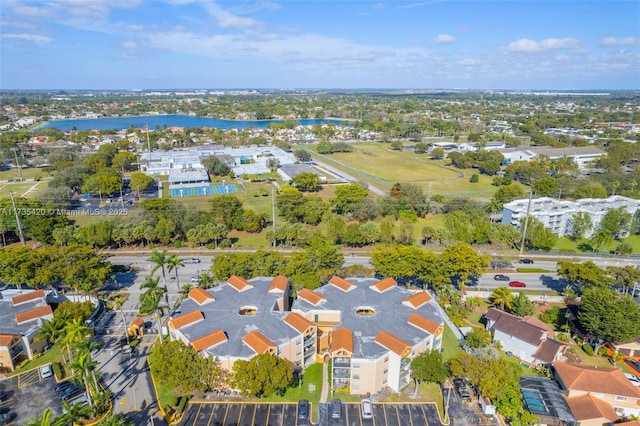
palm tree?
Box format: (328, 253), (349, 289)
(63, 318), (90, 366)
(179, 283), (194, 300)
(198, 272), (216, 289)
(96, 412), (134, 426)
(112, 295), (130, 345)
(490, 287), (514, 311)
(59, 399), (93, 426)
(148, 248), (170, 306)
(35, 319), (62, 348)
(590, 229), (614, 253)
(24, 408), (61, 426)
(70, 351), (98, 406)
(167, 254), (184, 296)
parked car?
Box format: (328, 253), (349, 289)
(509, 281), (527, 288)
(493, 274), (510, 281)
(361, 399), (373, 419)
(40, 364), (53, 379)
(62, 395), (88, 414)
(0, 390), (5, 401)
(298, 399), (309, 419)
(60, 386), (84, 401)
(182, 257), (201, 264)
(190, 276), (201, 283)
(55, 380), (74, 392)
(519, 258), (534, 264)
(0, 412), (13, 426)
(331, 399), (342, 419)
(625, 373), (640, 387)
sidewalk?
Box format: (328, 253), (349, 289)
(320, 359), (329, 403)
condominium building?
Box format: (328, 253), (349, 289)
(169, 275), (444, 396)
(502, 195), (640, 237)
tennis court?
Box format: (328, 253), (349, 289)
(170, 184), (237, 197)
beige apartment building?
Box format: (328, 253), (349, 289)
(169, 275), (444, 396)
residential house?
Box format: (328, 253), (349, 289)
(552, 361), (640, 422)
(498, 145), (605, 170)
(484, 308), (566, 366)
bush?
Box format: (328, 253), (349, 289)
(177, 396), (189, 414)
(582, 343), (594, 356)
(597, 347), (609, 357)
(556, 333), (567, 342)
(165, 395), (179, 408)
(173, 240), (183, 248)
(469, 174), (479, 183)
(52, 362), (63, 380)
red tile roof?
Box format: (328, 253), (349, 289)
(298, 288), (326, 306)
(369, 278), (396, 293)
(191, 330), (227, 352)
(402, 292), (431, 309)
(130, 317), (144, 328)
(227, 275), (253, 292)
(11, 289), (45, 306)
(284, 313), (315, 333)
(169, 310), (204, 329)
(332, 327), (353, 354)
(553, 361), (640, 398)
(243, 331), (276, 354)
(15, 305), (53, 324)
(407, 313), (442, 335)
(0, 335), (15, 346)
(375, 331), (412, 357)
(269, 275), (288, 293)
(565, 394), (619, 422)
(188, 288), (215, 305)
(328, 276), (356, 292)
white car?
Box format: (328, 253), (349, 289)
(40, 364), (53, 379)
(625, 373), (640, 387)
(361, 399), (372, 419)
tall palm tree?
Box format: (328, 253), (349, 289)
(148, 248), (170, 306)
(24, 408), (61, 426)
(35, 319), (62, 348)
(167, 254), (184, 296)
(198, 272), (216, 289)
(63, 318), (90, 366)
(112, 295), (130, 345)
(96, 413), (135, 426)
(490, 287), (514, 311)
(70, 351), (98, 406)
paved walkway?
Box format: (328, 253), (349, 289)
(320, 359), (329, 403)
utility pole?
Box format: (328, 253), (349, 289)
(271, 188), (276, 248)
(12, 148), (23, 182)
(9, 191), (25, 245)
(519, 190), (534, 255)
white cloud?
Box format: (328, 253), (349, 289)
(600, 36), (640, 47)
(1, 33), (52, 45)
(125, 24), (144, 32)
(11, 5), (53, 18)
(122, 41), (137, 49)
(506, 37), (580, 52)
(434, 34), (455, 44)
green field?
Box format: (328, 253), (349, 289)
(0, 180), (46, 199)
(0, 167), (50, 182)
(307, 143), (497, 198)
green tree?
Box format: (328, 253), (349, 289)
(599, 207), (632, 238)
(96, 413), (135, 426)
(510, 293), (535, 317)
(58, 400), (93, 426)
(493, 182), (526, 204)
(230, 353), (294, 397)
(331, 183), (369, 215)
(210, 194), (245, 230)
(490, 287), (514, 311)
(167, 254), (184, 305)
(290, 172), (321, 192)
(410, 350), (448, 395)
(111, 152), (137, 173)
(465, 328), (492, 349)
(81, 168), (122, 201)
(522, 217), (557, 251)
(589, 229), (614, 252)
(148, 248), (170, 306)
(532, 177), (558, 197)
(129, 172), (155, 195)
(440, 243), (490, 289)
(569, 212), (593, 241)
(579, 287), (640, 354)
(557, 261), (613, 290)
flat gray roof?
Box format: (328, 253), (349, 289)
(172, 278), (297, 359)
(0, 290), (49, 337)
(168, 168), (209, 183)
(292, 277), (443, 359)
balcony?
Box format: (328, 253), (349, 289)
(333, 369), (350, 379)
(400, 359), (411, 370)
(304, 336), (316, 348)
(333, 379), (349, 388)
(333, 357), (350, 368)
(304, 347), (316, 357)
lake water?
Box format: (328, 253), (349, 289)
(34, 115), (343, 131)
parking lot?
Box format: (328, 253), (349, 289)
(179, 402), (443, 426)
(0, 366), (64, 425)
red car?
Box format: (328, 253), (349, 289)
(509, 281), (526, 288)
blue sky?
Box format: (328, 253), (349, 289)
(1, 0), (639, 90)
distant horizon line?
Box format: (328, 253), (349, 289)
(1, 88), (638, 93)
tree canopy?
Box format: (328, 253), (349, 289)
(230, 353), (294, 397)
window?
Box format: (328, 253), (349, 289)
(352, 363), (359, 369)
(352, 374), (360, 380)
(355, 306), (375, 316)
(383, 379), (387, 384)
(384, 357), (389, 363)
(352, 385), (359, 391)
(296, 350), (302, 356)
(383, 368), (388, 374)
(615, 396), (628, 402)
(297, 339), (302, 345)
(238, 305), (257, 316)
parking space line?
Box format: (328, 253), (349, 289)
(206, 404), (216, 426)
(382, 403), (389, 426)
(266, 403), (271, 425)
(407, 404), (414, 426)
(251, 404), (257, 426)
(280, 403), (285, 426)
(395, 404), (401, 426)
(190, 403), (203, 426)
(419, 405), (428, 426)
(236, 404), (243, 425)
(221, 403), (231, 426)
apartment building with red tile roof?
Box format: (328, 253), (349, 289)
(552, 361), (640, 421)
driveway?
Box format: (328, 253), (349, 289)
(0, 366), (63, 425)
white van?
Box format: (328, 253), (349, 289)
(40, 364), (53, 379)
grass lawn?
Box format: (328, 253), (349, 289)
(0, 181), (46, 199)
(261, 363), (324, 419)
(442, 324), (463, 362)
(0, 167), (50, 181)
(555, 234), (640, 255)
(568, 344), (617, 368)
(307, 143), (497, 199)
(8, 345), (65, 378)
